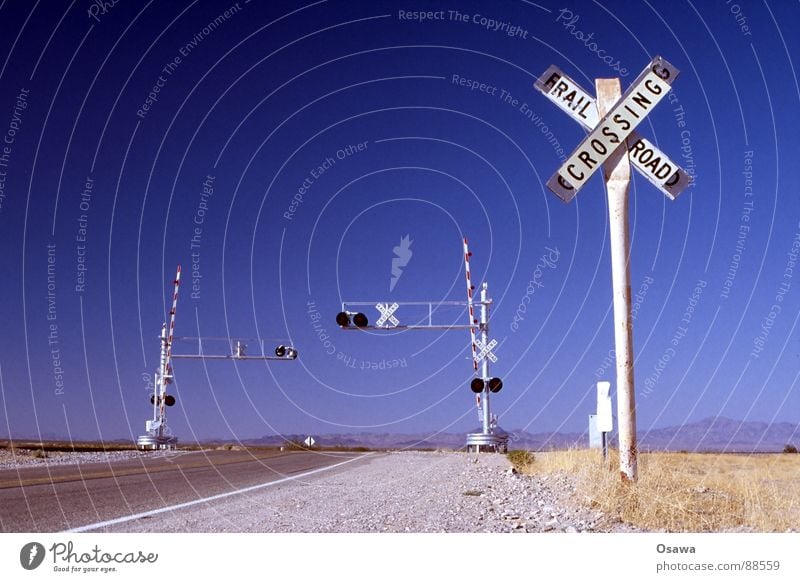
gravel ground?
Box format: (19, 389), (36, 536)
(0, 448), (175, 468)
(98, 451), (640, 533)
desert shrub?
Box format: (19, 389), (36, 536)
(783, 444), (797, 454)
(507, 449), (534, 470)
(283, 440), (319, 451)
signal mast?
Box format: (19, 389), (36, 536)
(136, 265), (298, 450)
(336, 238), (507, 453)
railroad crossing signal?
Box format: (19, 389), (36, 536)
(170, 339), (299, 361)
(336, 239), (508, 453)
(534, 55), (689, 481)
(136, 265), (299, 451)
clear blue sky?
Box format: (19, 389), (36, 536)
(0, 0), (798, 442)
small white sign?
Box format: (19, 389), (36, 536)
(588, 415), (601, 448)
(535, 65), (690, 201)
(549, 55), (680, 200)
(304, 436), (316, 447)
(596, 381), (613, 433)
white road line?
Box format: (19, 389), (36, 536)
(65, 453), (372, 533)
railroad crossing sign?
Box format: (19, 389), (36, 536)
(474, 337), (498, 364)
(535, 63), (691, 201)
(536, 55), (687, 202)
(534, 55), (690, 482)
(375, 302), (400, 327)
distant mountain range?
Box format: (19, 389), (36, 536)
(637, 416), (799, 452)
(244, 417), (800, 453)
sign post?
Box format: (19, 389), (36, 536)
(597, 77), (637, 481)
(535, 56), (689, 481)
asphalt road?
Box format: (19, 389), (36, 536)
(0, 449), (369, 532)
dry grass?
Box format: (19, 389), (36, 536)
(520, 449), (800, 532)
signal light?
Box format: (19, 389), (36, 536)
(470, 378), (485, 393)
(151, 394), (177, 406)
(275, 345), (298, 359)
(336, 311), (369, 327)
(470, 377), (502, 393)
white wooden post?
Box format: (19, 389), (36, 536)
(596, 78), (637, 482)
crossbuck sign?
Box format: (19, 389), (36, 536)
(474, 337), (498, 364)
(534, 55), (690, 482)
(536, 56), (689, 202)
(375, 302), (400, 327)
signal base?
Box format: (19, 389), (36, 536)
(465, 432), (508, 454)
(136, 434), (178, 451)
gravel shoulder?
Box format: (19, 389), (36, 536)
(0, 448), (176, 468)
(94, 451), (639, 533)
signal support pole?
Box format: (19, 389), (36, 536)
(465, 281), (507, 453)
(467, 282), (508, 453)
(480, 283), (490, 435)
(597, 78), (637, 482)
(138, 327), (178, 450)
(137, 267), (181, 451)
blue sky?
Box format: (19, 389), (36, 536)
(0, 0), (798, 443)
